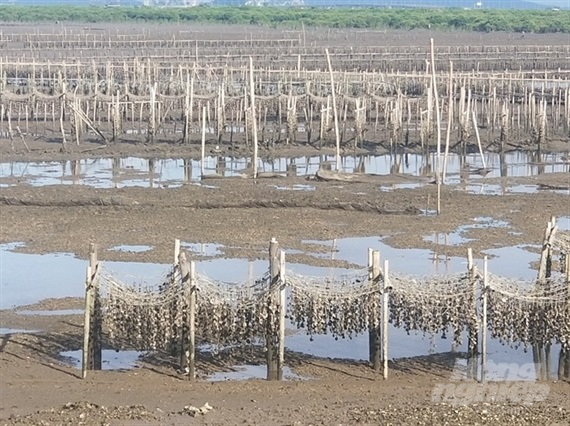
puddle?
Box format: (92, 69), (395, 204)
(557, 216), (570, 232)
(181, 242), (224, 257)
(0, 328), (38, 335)
(0, 151), (567, 190)
(423, 217), (510, 246)
(207, 365), (306, 381)
(16, 309), (84, 316)
(423, 232), (474, 246)
(482, 245), (540, 278)
(460, 183), (570, 196)
(60, 349), (142, 370)
(302, 237), (468, 275)
(109, 245), (154, 253)
(191, 182), (218, 189)
(273, 184), (316, 191)
(0, 242), (173, 309)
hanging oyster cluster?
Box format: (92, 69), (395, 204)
(194, 272), (279, 347)
(102, 266), (281, 351)
(486, 274), (570, 350)
(97, 257), (570, 355)
(103, 266), (185, 351)
(389, 274), (476, 347)
(288, 271), (380, 339)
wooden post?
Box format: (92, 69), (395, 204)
(538, 218), (557, 282)
(82, 243), (99, 378)
(267, 237), (280, 380)
(481, 256), (488, 383)
(278, 250), (286, 380)
(249, 57), (258, 179)
(369, 250), (381, 371)
(560, 254), (570, 380)
(382, 259), (389, 380)
(188, 260), (196, 380)
(174, 239), (181, 265)
(325, 49), (341, 171)
(179, 252), (196, 380)
(90, 244), (102, 371)
(467, 248), (478, 380)
(368, 248), (374, 364)
(82, 263), (93, 379)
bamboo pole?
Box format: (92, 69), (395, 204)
(249, 57), (258, 179)
(201, 105), (206, 177)
(68, 102), (108, 144)
(149, 82), (156, 144)
(430, 39), (442, 214)
(472, 110), (487, 170)
(443, 61), (453, 183)
(325, 49), (341, 171)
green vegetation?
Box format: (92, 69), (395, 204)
(0, 6), (568, 33)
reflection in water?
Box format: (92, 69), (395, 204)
(1, 151), (566, 192)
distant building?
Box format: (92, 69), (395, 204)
(474, 1), (483, 8)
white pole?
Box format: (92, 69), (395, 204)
(249, 57), (258, 178)
(430, 39), (442, 214)
(325, 49), (341, 171)
(201, 106), (206, 177)
(472, 110), (487, 170)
